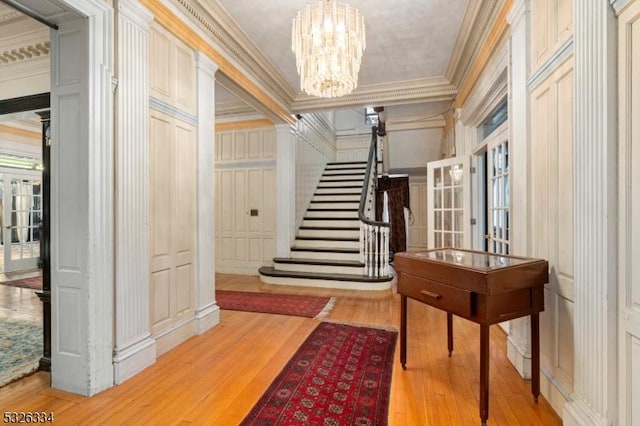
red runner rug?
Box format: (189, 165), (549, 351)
(0, 276), (42, 290)
(216, 290), (334, 319)
(241, 321), (398, 425)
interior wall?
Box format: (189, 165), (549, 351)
(408, 177), (428, 251)
(389, 128), (442, 170)
(148, 22), (198, 355)
(529, 0), (574, 414)
(295, 113), (336, 228)
(215, 126), (276, 274)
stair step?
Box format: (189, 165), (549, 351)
(316, 187), (363, 194)
(291, 247), (360, 261)
(326, 161), (367, 166)
(302, 218), (360, 228)
(312, 194), (360, 202)
(273, 257), (364, 274)
(317, 179), (364, 187)
(294, 236), (359, 249)
(259, 266), (394, 291)
(298, 227), (360, 238)
(322, 168), (366, 175)
(309, 201), (359, 209)
(306, 209), (359, 218)
(320, 174), (365, 181)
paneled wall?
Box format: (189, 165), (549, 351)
(215, 126), (276, 274)
(530, 56), (574, 411)
(295, 113), (336, 228)
(531, 0), (572, 70)
(618, 2), (640, 424)
(336, 134), (369, 162)
(408, 179), (428, 251)
(148, 23), (197, 354)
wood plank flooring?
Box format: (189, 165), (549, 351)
(0, 273), (562, 425)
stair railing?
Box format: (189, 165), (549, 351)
(359, 127), (391, 277)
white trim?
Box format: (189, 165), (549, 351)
(149, 96), (198, 126)
(611, 0), (635, 15)
(527, 36), (574, 91)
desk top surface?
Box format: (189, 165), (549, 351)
(401, 248), (535, 272)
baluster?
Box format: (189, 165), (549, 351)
(383, 227), (389, 275)
(359, 222), (364, 264)
(368, 224), (374, 277)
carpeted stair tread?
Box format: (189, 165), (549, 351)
(273, 257), (364, 267)
(259, 266), (393, 282)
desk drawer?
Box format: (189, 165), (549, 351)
(398, 272), (473, 318)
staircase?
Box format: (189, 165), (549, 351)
(259, 159), (394, 290)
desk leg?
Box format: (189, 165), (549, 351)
(447, 312), (453, 357)
(532, 313), (540, 403)
(401, 295), (407, 370)
(479, 323), (490, 426)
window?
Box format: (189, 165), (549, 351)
(480, 99), (508, 139)
(364, 107), (378, 125)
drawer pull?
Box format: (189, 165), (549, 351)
(420, 290), (442, 300)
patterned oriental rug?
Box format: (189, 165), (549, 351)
(0, 318), (42, 387)
(216, 290), (335, 319)
(0, 276), (42, 291)
(241, 321), (398, 426)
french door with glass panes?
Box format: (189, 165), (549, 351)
(427, 156), (470, 249)
(0, 173), (42, 272)
(480, 123), (510, 255)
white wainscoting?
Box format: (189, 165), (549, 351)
(408, 179), (428, 251)
(531, 0), (572, 73)
(215, 127), (276, 274)
(530, 56), (575, 414)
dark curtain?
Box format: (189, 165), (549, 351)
(375, 176), (410, 254)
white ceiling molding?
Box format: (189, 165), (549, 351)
(386, 116), (446, 132)
(170, 0), (296, 105)
(216, 72), (285, 123)
(0, 40), (49, 64)
(0, 9), (22, 24)
(447, 0), (502, 87)
(291, 78), (457, 113)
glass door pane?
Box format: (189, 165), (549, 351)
(487, 137), (510, 255)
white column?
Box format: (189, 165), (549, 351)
(506, 0), (533, 379)
(275, 123), (296, 257)
(50, 0), (114, 396)
(194, 51), (220, 334)
(563, 2), (618, 425)
(112, 0), (155, 385)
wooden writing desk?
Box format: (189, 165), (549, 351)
(394, 248), (548, 426)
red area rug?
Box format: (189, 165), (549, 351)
(241, 321), (398, 425)
(0, 276), (42, 291)
(216, 290), (335, 319)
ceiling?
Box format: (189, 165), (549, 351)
(0, 0), (500, 125)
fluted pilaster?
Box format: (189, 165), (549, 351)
(275, 124), (297, 257)
(506, 0), (533, 379)
(563, 2), (617, 425)
(113, 0), (155, 384)
(195, 51), (220, 334)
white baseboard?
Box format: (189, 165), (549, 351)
(564, 398), (609, 426)
(195, 303), (220, 334)
(113, 336), (156, 385)
(507, 335), (531, 379)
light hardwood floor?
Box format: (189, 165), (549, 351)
(0, 273), (562, 425)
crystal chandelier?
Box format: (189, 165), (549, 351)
(292, 0), (366, 98)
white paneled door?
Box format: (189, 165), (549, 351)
(426, 156), (470, 249)
(0, 173), (42, 272)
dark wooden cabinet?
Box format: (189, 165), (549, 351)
(395, 248), (548, 426)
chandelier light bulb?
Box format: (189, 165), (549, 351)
(292, 0), (366, 98)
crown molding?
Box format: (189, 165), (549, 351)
(291, 78), (457, 113)
(386, 116), (446, 132)
(0, 9), (22, 24)
(0, 41), (50, 65)
(447, 0), (502, 88)
(169, 0), (295, 105)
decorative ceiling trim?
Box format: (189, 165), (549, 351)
(0, 10), (22, 24)
(291, 79), (458, 113)
(140, 0), (295, 125)
(215, 118), (273, 132)
(215, 102), (257, 118)
(447, 0), (501, 88)
(169, 0), (295, 104)
(0, 124), (40, 139)
(454, 0), (513, 109)
(386, 116), (446, 132)
(0, 41), (50, 65)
